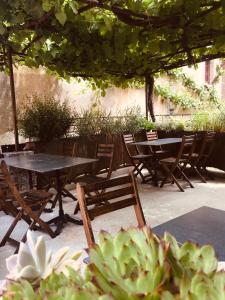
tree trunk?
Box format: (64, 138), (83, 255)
(7, 47), (19, 150)
(145, 75), (155, 122)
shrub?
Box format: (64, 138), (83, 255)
(139, 117), (156, 131)
(75, 105), (150, 135)
(156, 118), (187, 131)
(3, 227), (225, 300)
(191, 112), (211, 131)
(18, 95), (74, 141)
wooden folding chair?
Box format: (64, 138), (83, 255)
(0, 161), (55, 250)
(122, 133), (153, 183)
(182, 131), (216, 182)
(76, 173), (146, 248)
(146, 131), (168, 157)
(196, 131), (216, 179)
(73, 143), (114, 214)
(159, 135), (195, 192)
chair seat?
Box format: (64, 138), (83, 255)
(182, 153), (198, 158)
(132, 154), (153, 160)
(21, 190), (53, 203)
(0, 181), (8, 189)
(153, 150), (169, 156)
(160, 157), (187, 164)
(75, 175), (106, 185)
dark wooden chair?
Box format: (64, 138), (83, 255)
(159, 135), (195, 192)
(197, 131), (216, 179)
(182, 131), (216, 182)
(146, 131), (168, 157)
(181, 134), (206, 183)
(122, 133), (153, 183)
(73, 143), (114, 214)
(76, 173), (146, 248)
(0, 160), (55, 250)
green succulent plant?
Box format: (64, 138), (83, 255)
(3, 227), (225, 300)
(86, 227), (170, 299)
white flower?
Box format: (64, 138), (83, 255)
(5, 230), (82, 284)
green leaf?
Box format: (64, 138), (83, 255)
(0, 22), (5, 34)
(55, 11), (67, 26)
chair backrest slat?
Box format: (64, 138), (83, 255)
(83, 174), (131, 192)
(85, 186), (134, 205)
(122, 133), (139, 158)
(176, 135), (195, 162)
(146, 131), (158, 141)
(123, 134), (135, 144)
(197, 131), (216, 165)
(77, 173), (146, 248)
(94, 143), (114, 178)
(89, 197), (137, 219)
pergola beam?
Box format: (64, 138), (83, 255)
(7, 47), (19, 150)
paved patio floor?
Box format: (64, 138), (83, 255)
(0, 168), (225, 280)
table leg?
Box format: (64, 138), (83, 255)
(153, 152), (158, 187)
(28, 171), (33, 189)
(47, 170), (83, 235)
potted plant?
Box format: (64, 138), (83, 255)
(3, 227), (225, 299)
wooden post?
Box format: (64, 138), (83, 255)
(7, 47), (19, 150)
(145, 75), (155, 122)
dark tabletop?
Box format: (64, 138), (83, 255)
(153, 206), (225, 261)
(131, 138), (182, 146)
(1, 153), (97, 173)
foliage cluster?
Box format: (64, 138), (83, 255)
(156, 108), (225, 132)
(155, 84), (199, 109)
(155, 67), (223, 110)
(18, 95), (74, 141)
(19, 96), (156, 139)
(2, 1), (225, 91)
(75, 105), (155, 136)
(3, 226), (225, 300)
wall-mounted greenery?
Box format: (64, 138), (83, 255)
(155, 84), (199, 109)
(155, 66), (223, 110)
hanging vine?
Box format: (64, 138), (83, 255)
(154, 64), (224, 110)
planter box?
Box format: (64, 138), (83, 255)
(4, 130), (225, 172)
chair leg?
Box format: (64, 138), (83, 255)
(160, 164), (184, 192)
(170, 172), (185, 192)
(132, 164), (146, 183)
(0, 211), (23, 247)
(177, 165), (194, 188)
(74, 202), (79, 214)
(62, 188), (77, 201)
(192, 165), (207, 183)
(201, 167), (215, 180)
(160, 164), (171, 187)
(51, 193), (59, 209)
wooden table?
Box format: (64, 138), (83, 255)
(131, 138), (182, 185)
(2, 153), (97, 235)
(131, 137), (182, 147)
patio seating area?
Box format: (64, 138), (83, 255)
(3, 2), (225, 297)
(0, 165), (225, 280)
